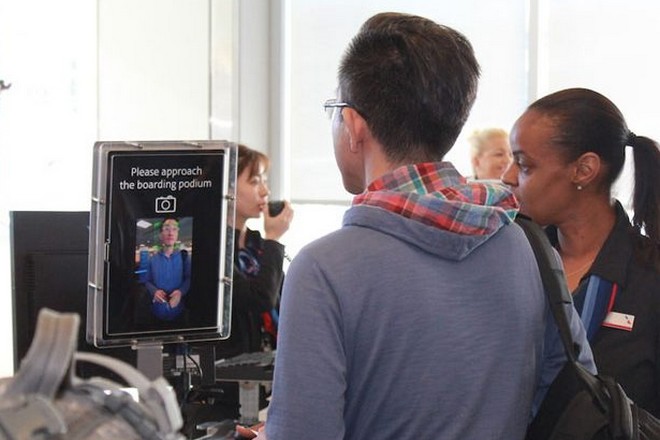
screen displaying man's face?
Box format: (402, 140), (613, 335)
(96, 146), (234, 345)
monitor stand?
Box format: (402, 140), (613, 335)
(134, 342), (164, 380)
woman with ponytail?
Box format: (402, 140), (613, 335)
(502, 87), (660, 416)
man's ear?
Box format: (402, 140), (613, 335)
(572, 152), (601, 188)
(342, 108), (369, 153)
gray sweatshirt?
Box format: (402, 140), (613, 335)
(266, 167), (593, 440)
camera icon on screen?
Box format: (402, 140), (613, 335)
(155, 195), (177, 213)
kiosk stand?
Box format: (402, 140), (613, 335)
(86, 140), (237, 387)
(135, 342), (164, 381)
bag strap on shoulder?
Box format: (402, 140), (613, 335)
(514, 215), (580, 362)
(517, 216), (639, 440)
(0, 308), (184, 440)
(5, 308), (79, 399)
(73, 352), (183, 437)
(0, 308), (78, 439)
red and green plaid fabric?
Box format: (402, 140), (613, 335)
(352, 162), (519, 236)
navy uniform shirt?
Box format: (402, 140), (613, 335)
(547, 201), (660, 417)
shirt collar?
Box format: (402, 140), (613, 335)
(352, 162), (519, 236)
(547, 201), (632, 287)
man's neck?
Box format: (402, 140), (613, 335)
(364, 147), (406, 190)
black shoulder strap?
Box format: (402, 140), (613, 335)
(514, 215), (580, 362)
(517, 215), (641, 440)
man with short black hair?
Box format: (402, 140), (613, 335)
(262, 12), (595, 439)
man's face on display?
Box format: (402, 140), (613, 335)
(160, 219), (179, 248)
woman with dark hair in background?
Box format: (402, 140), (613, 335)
(502, 87), (660, 416)
(183, 144), (293, 435)
(224, 144), (294, 358)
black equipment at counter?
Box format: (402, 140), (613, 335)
(213, 350), (275, 426)
(215, 350), (275, 382)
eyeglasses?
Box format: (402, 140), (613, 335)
(323, 98), (352, 119)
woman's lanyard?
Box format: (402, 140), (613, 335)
(572, 275), (619, 341)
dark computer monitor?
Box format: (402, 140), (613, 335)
(9, 210), (135, 377)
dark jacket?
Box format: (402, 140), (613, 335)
(547, 201), (660, 417)
(215, 228), (285, 359)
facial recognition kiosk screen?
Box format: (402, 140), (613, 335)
(126, 215), (194, 332)
(88, 142), (236, 347)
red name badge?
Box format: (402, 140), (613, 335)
(602, 311), (635, 331)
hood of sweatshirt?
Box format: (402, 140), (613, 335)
(344, 162), (518, 262)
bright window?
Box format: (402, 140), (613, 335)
(541, 0), (660, 207)
(286, 0), (528, 203)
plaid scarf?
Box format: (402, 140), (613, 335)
(352, 162), (519, 236)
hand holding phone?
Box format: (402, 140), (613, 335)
(264, 200), (293, 241)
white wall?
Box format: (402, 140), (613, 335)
(98, 0), (211, 140)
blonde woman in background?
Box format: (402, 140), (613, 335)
(468, 127), (513, 180)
